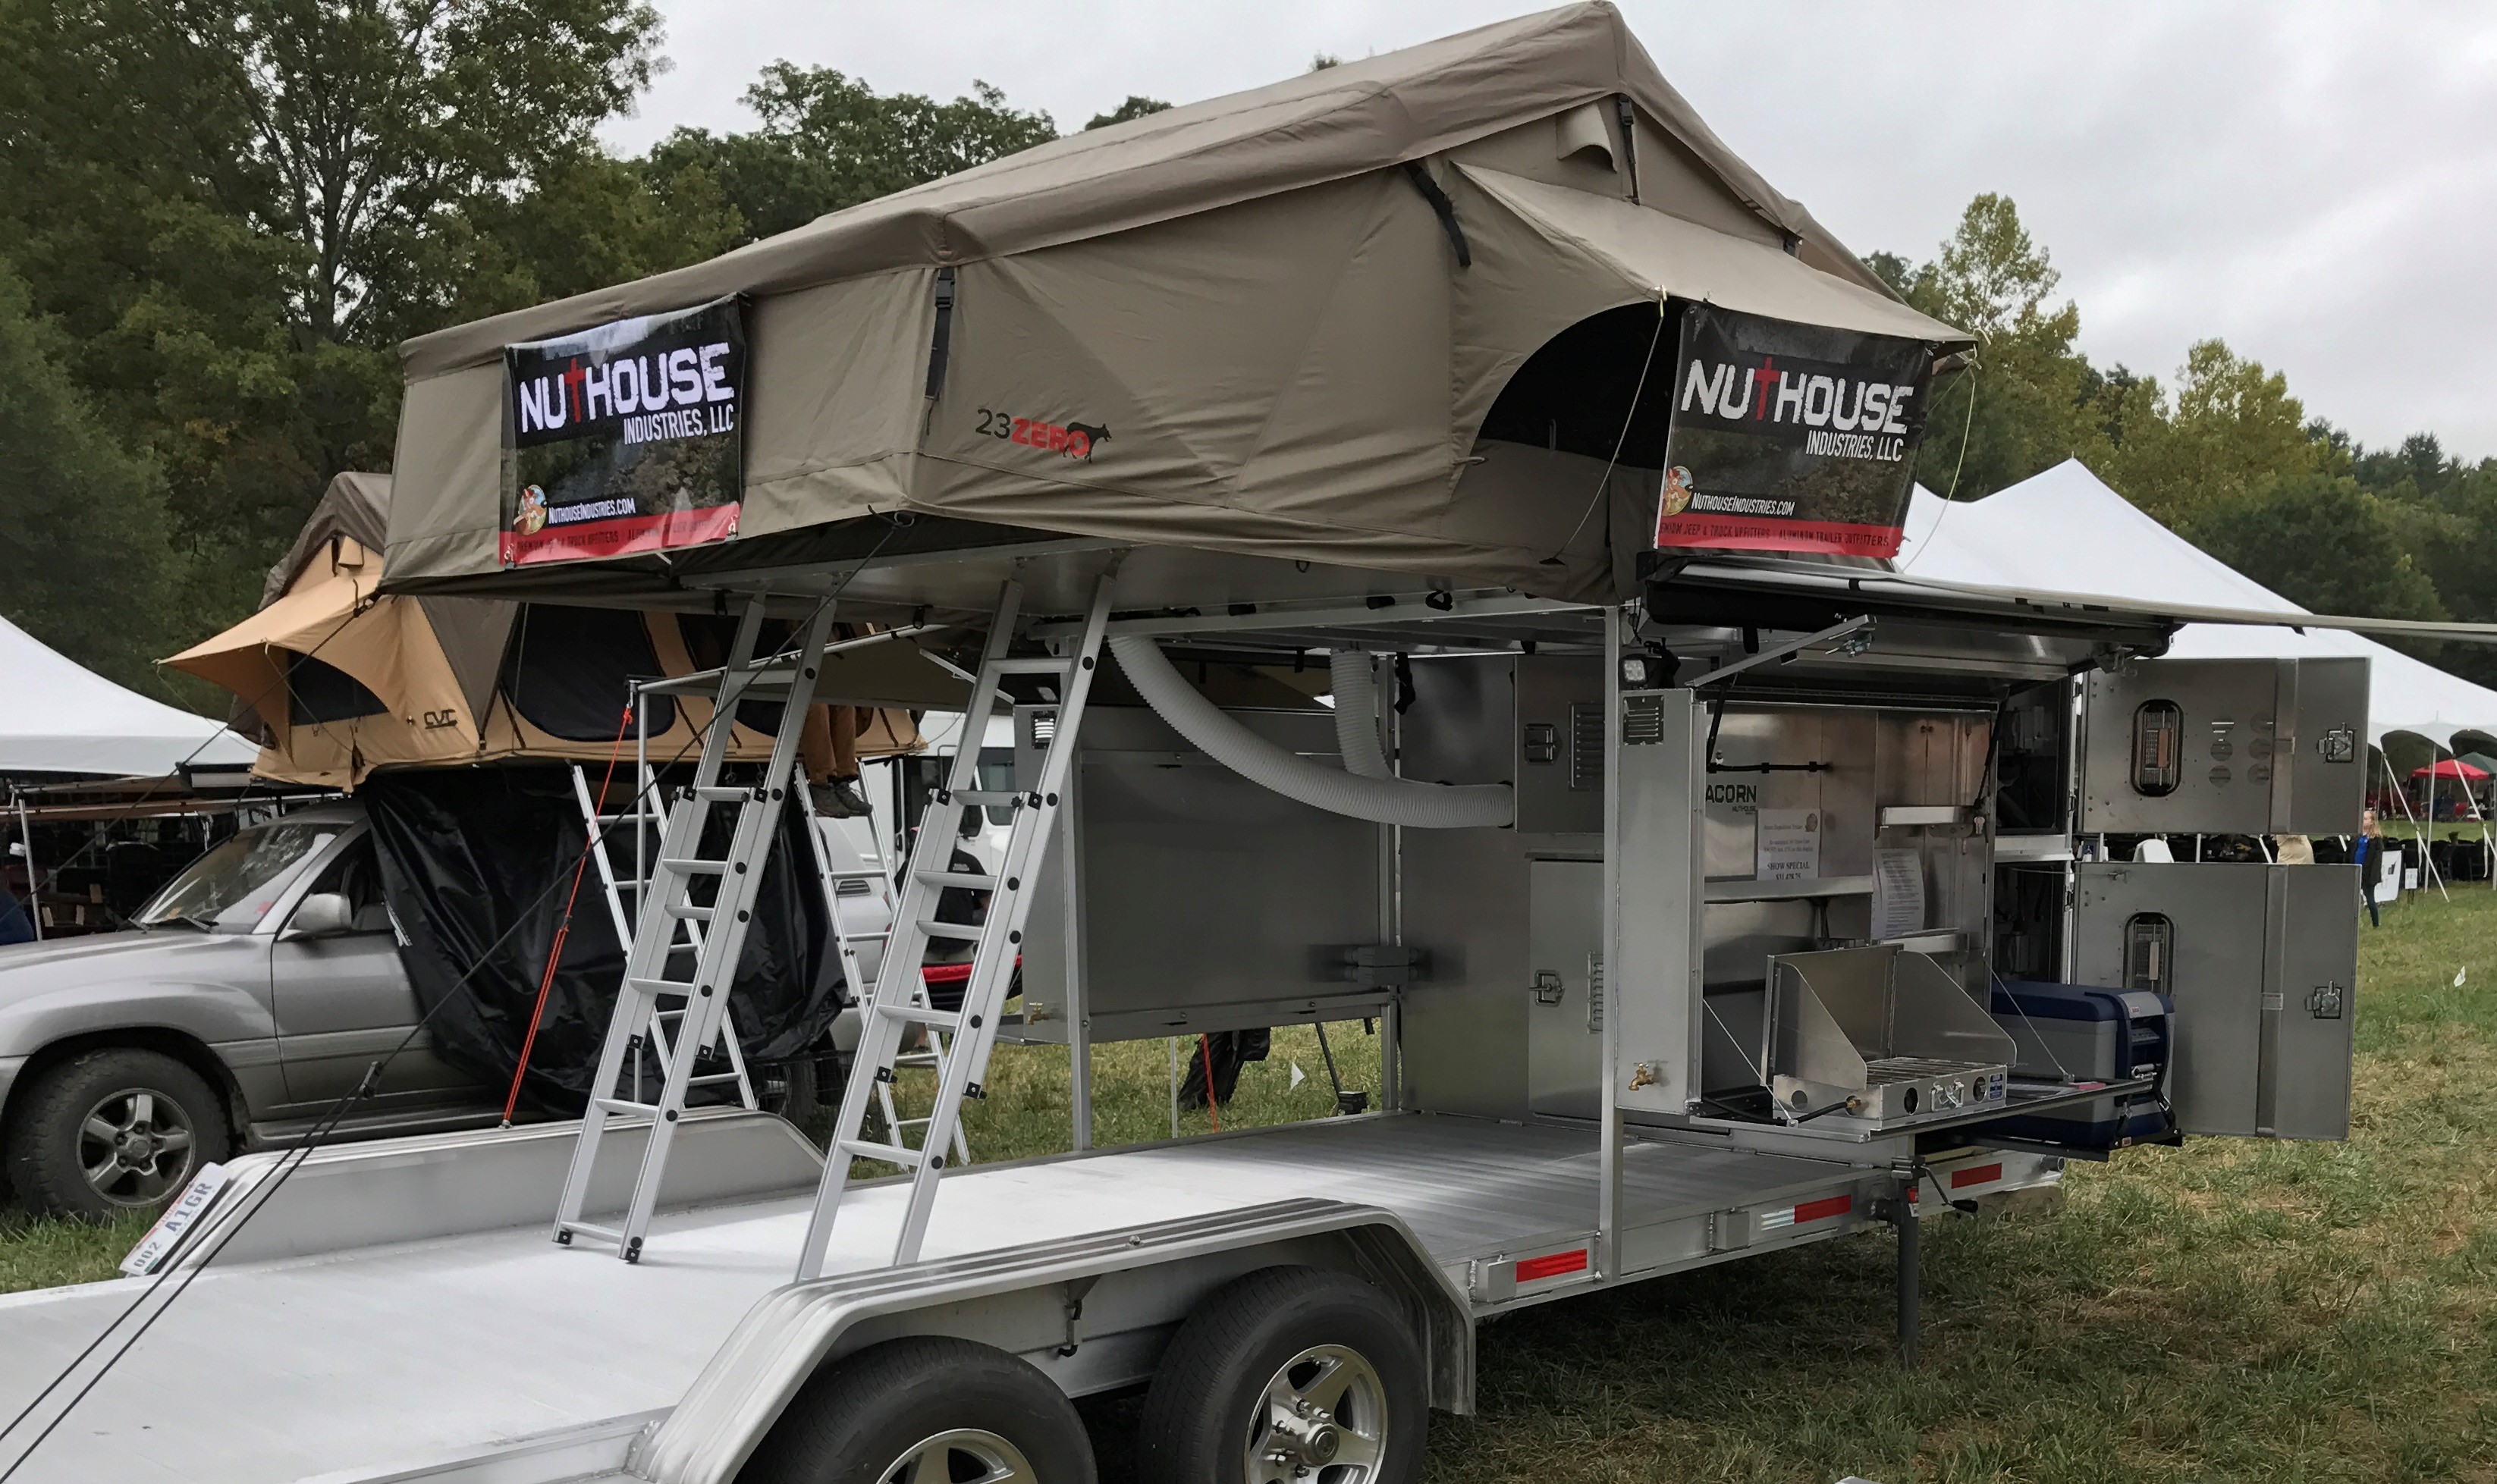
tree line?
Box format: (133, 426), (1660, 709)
(0, 1), (2485, 714)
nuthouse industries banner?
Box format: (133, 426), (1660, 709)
(1653, 304), (1936, 557)
(501, 298), (746, 566)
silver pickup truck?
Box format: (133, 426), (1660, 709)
(0, 802), (868, 1220)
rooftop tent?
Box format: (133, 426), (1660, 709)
(169, 473), (947, 788)
(378, 2), (1967, 608)
(1892, 459), (2497, 750)
(0, 613), (257, 780)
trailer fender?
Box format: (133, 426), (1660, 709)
(632, 1197), (1470, 1484)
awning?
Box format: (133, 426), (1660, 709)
(1459, 165), (1968, 346)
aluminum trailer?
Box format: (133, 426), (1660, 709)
(0, 557), (2358, 1484)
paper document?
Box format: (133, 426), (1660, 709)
(1755, 808), (1822, 880)
(1873, 848), (1926, 940)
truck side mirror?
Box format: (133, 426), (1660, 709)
(285, 892), (356, 939)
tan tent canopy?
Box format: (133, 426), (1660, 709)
(171, 474), (945, 788)
(382, 2), (1968, 608)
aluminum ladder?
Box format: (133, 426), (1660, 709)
(793, 787), (969, 1166)
(795, 574), (1116, 1279)
(554, 598), (839, 1262)
(570, 761), (759, 1111)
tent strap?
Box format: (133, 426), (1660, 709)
(1401, 162), (1472, 268)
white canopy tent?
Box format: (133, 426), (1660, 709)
(0, 613), (258, 779)
(1892, 459), (2497, 751)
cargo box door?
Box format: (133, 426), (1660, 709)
(2072, 861), (2355, 1140)
(2078, 657), (2367, 836)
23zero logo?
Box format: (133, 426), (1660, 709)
(975, 407), (1109, 459)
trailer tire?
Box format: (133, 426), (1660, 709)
(740, 1335), (1096, 1484)
(1137, 1265), (1425, 1484)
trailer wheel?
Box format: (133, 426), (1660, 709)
(1136, 1266), (1424, 1484)
(739, 1335), (1095, 1484)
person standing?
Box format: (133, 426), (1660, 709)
(2352, 808), (2383, 929)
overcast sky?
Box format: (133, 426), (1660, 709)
(605, 2), (2497, 460)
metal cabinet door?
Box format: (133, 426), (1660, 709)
(2072, 861), (2354, 1139)
(1525, 858), (1604, 1119)
(2078, 657), (2366, 836)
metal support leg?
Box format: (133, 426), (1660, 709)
(1595, 604), (1625, 1275)
(1881, 1175), (1921, 1369)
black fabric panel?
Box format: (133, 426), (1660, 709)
(361, 765), (840, 1113)
(288, 654), (387, 724)
(503, 604), (677, 741)
(677, 612), (792, 736)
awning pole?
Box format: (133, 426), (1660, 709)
(14, 794), (40, 943)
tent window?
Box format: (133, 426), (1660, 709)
(1475, 303), (1676, 466)
(679, 613), (795, 736)
(288, 654), (386, 726)
(502, 605), (676, 742)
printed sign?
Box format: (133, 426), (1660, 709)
(1654, 304), (1936, 557)
(501, 297), (746, 566)
(1755, 808), (1822, 881)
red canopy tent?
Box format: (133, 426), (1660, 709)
(2411, 758), (2491, 780)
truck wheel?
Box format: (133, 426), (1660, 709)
(1137, 1266), (1425, 1484)
(740, 1335), (1095, 1484)
(3, 1049), (231, 1221)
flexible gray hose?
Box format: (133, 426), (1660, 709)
(1328, 649), (1392, 779)
(1108, 635), (1512, 830)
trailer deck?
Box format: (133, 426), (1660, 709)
(0, 1111), (2031, 1483)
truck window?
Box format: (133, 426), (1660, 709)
(138, 822), (340, 930)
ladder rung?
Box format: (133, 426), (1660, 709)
(660, 857), (728, 874)
(593, 1097), (664, 1117)
(693, 786), (755, 802)
(824, 867), (890, 880)
(687, 1071), (745, 1085)
(919, 920), (983, 941)
(840, 1138), (926, 1169)
(916, 869), (997, 889)
(991, 657), (1074, 675)
(875, 1002), (964, 1032)
(840, 928), (893, 942)
(665, 902), (715, 921)
(563, 1221), (625, 1244)
(627, 976), (699, 998)
(946, 791), (1022, 808)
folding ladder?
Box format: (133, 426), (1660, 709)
(793, 787), (969, 1166)
(570, 762), (759, 1111)
(795, 573), (1117, 1279)
(553, 598), (839, 1262)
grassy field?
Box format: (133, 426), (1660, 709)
(5, 894), (2494, 1482)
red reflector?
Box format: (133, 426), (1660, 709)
(1513, 1248), (1589, 1282)
(1950, 1162), (2004, 1190)
(1793, 1195), (1853, 1224)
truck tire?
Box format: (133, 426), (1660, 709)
(4, 1048), (231, 1222)
(1136, 1266), (1425, 1484)
(740, 1335), (1095, 1484)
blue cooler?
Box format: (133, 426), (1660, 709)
(1986, 980), (2175, 1149)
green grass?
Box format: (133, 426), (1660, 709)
(7, 895), (2495, 1482)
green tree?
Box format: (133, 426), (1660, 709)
(1880, 195), (2109, 500)
(1085, 96), (1170, 131)
(0, 0), (669, 645)
(0, 262), (182, 698)
(2101, 339), (2321, 526)
(2184, 472), (2445, 625)
(648, 67), (1057, 246)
